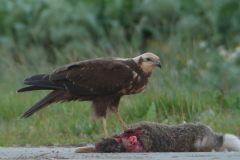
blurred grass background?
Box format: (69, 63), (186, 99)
(1, 0), (240, 146)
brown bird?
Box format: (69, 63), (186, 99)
(17, 52), (161, 138)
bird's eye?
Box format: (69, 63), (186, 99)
(146, 58), (151, 61)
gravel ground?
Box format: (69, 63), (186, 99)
(0, 146), (240, 160)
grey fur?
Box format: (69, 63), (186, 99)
(128, 121), (223, 152)
(76, 121), (240, 153)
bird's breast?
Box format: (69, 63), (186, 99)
(119, 74), (149, 95)
(130, 84), (147, 94)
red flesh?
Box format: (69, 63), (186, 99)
(114, 131), (143, 152)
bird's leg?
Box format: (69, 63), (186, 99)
(111, 107), (129, 132)
(102, 116), (109, 138)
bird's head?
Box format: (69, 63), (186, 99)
(133, 52), (161, 73)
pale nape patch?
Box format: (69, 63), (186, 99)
(218, 134), (240, 151)
(140, 52), (160, 62)
(132, 52), (159, 64)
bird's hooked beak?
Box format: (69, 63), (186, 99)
(152, 61), (162, 68)
(157, 61), (162, 68)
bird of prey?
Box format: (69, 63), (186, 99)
(17, 52), (161, 138)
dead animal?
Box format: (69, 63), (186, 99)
(75, 121), (240, 153)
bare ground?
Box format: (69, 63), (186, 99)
(0, 144), (240, 160)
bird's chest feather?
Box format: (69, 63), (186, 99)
(120, 74), (150, 95)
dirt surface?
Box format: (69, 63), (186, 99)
(0, 146), (240, 160)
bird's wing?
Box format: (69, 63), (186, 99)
(49, 58), (135, 95)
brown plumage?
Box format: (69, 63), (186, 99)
(17, 53), (161, 137)
(75, 121), (240, 153)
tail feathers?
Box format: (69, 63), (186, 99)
(17, 74), (64, 92)
(24, 74), (49, 81)
(17, 86), (52, 93)
(18, 90), (65, 119)
(22, 80), (64, 90)
(219, 134), (240, 152)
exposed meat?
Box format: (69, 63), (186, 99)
(75, 121), (240, 153)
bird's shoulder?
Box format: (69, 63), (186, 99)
(49, 58), (135, 80)
(48, 57), (140, 95)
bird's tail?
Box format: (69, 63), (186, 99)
(17, 74), (64, 93)
(18, 90), (65, 119)
(218, 134), (240, 152)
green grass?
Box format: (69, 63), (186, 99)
(1, 40), (240, 146)
(0, 0), (240, 146)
